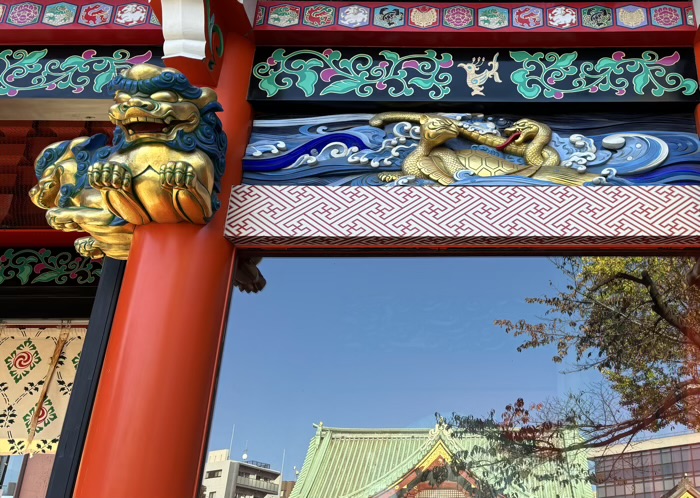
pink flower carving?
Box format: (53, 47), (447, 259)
(320, 68), (339, 82)
(657, 51), (680, 67)
(653, 6), (681, 26)
(444, 6), (473, 28)
(9, 3), (40, 25)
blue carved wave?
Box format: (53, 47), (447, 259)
(243, 114), (700, 187)
(244, 134), (369, 172)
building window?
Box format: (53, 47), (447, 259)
(206, 470), (222, 479)
(209, 493), (216, 498)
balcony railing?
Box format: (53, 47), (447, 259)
(237, 476), (279, 493)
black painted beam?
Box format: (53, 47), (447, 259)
(46, 258), (126, 498)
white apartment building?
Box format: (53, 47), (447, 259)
(202, 450), (282, 498)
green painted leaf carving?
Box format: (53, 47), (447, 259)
(93, 70), (116, 93)
(19, 50), (48, 66)
(594, 57), (618, 72)
(510, 50), (698, 100)
(511, 69), (541, 99)
(408, 78), (437, 90)
(258, 77), (280, 97)
(552, 52), (578, 69)
(1, 250), (102, 286)
(380, 51), (400, 64)
(31, 271), (62, 284)
(269, 48), (286, 62)
(682, 80), (699, 95)
(632, 71), (650, 95)
(510, 51), (535, 63)
(320, 79), (363, 96)
(1, 49), (152, 97)
(252, 49), (452, 100)
(62, 55), (88, 68)
(17, 265), (32, 285)
(295, 70), (319, 97)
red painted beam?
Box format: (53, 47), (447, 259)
(0, 229), (84, 248)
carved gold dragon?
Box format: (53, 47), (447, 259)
(370, 112), (599, 186)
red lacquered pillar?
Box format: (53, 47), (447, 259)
(73, 33), (254, 498)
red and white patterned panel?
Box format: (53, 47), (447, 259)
(224, 185), (700, 250)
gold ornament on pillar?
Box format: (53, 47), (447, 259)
(29, 64), (228, 260)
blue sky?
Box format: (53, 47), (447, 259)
(205, 257), (600, 479)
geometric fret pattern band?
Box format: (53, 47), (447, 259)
(225, 185), (700, 250)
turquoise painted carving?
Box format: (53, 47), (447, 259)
(253, 48), (454, 99)
(0, 249), (101, 285)
(0, 49), (153, 97)
(510, 50), (698, 99)
(205, 0), (224, 70)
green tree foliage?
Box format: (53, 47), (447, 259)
(493, 257), (700, 446)
(437, 257), (700, 496)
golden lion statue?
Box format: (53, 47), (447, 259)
(29, 64), (227, 259)
(29, 136), (134, 259)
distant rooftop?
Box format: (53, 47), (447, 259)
(590, 432), (700, 458)
(291, 424), (593, 498)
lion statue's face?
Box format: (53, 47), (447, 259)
(109, 90), (204, 144)
(29, 164), (62, 209)
(29, 141), (84, 209)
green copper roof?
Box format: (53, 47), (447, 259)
(290, 425), (594, 498)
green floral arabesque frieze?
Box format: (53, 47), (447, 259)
(0, 49), (153, 97)
(253, 48), (454, 99)
(510, 50), (698, 99)
(0, 249), (102, 285)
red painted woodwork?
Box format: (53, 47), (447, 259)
(0, 121), (115, 230)
(0, 230), (86, 247)
(72, 33), (254, 498)
(254, 1), (695, 48)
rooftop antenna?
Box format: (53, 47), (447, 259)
(242, 440), (249, 461)
(281, 448), (286, 482)
(228, 423), (235, 460)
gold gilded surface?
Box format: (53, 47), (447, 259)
(370, 112), (599, 186)
(29, 64), (225, 260)
(99, 64), (218, 226)
(29, 138), (134, 259)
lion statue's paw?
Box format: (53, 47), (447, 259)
(75, 236), (105, 259)
(88, 161), (133, 192)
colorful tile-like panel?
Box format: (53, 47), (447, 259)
(0, 0), (159, 28)
(256, 1), (694, 32)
